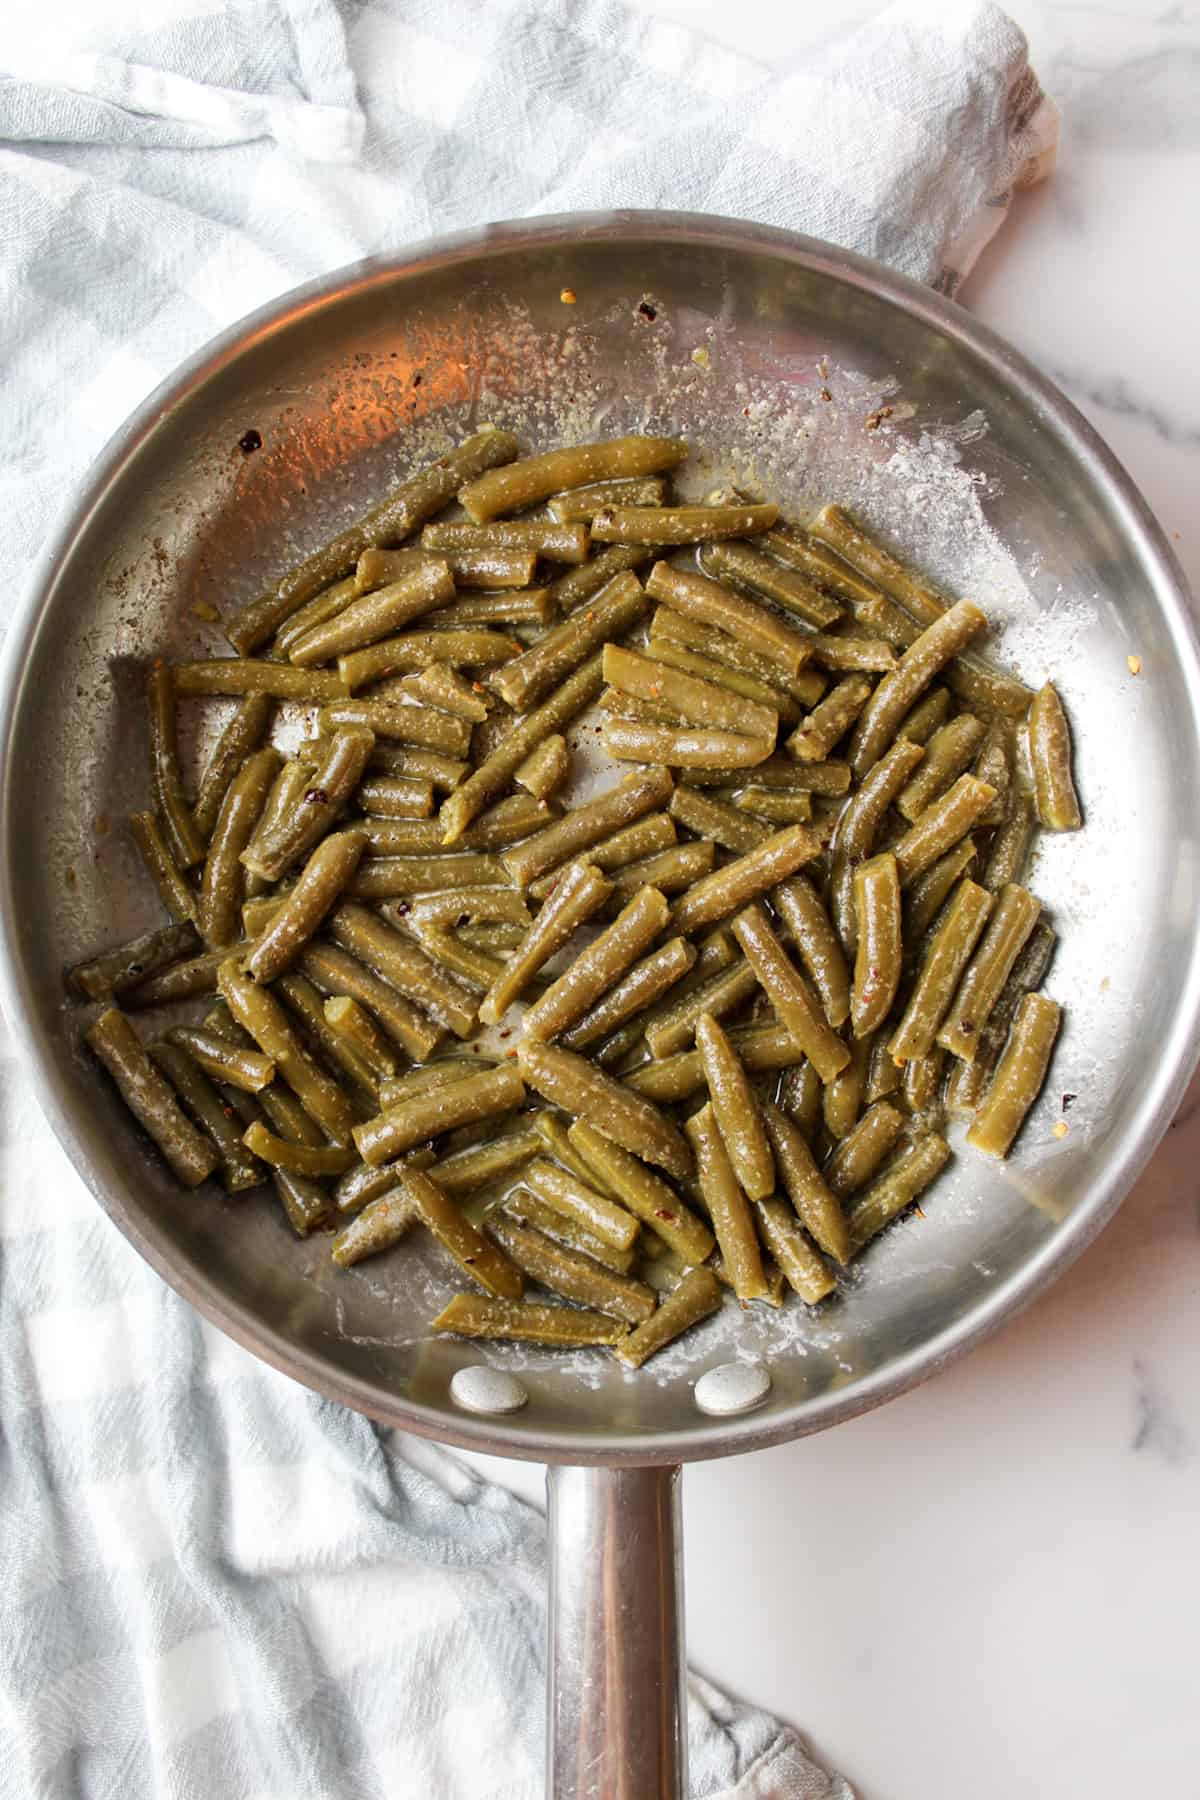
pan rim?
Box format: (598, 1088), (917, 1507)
(3, 207), (1198, 1465)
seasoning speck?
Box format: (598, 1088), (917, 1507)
(559, 288), (577, 305)
(1062, 1092), (1077, 1112)
(691, 346), (710, 370)
(1127, 654), (1142, 676)
(637, 301), (657, 322)
(238, 429), (262, 454)
(1053, 1120), (1069, 1140)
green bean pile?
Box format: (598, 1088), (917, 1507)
(71, 429), (1079, 1368)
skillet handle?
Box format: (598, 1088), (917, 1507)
(545, 1463), (686, 1799)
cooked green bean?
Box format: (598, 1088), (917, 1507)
(203, 1004), (329, 1149)
(327, 902), (477, 1038)
(409, 886), (530, 930)
(358, 816), (521, 855)
(244, 832), (367, 984)
(410, 925), (501, 994)
(397, 1166), (523, 1298)
(518, 1037), (693, 1182)
(777, 1058), (822, 1137)
(440, 651), (605, 843)
(148, 1040), (265, 1192)
(604, 642), (778, 740)
(668, 785), (770, 852)
(339, 630), (521, 689)
(529, 1110), (623, 1197)
(646, 562), (813, 675)
(332, 1188), (420, 1266)
(761, 1100), (851, 1264)
(603, 717), (773, 770)
(242, 731), (373, 885)
(523, 1157), (640, 1251)
(628, 1021), (799, 1103)
(354, 1063), (526, 1166)
(354, 777), (435, 819)
(848, 600), (988, 778)
(377, 1060), (488, 1111)
(422, 519), (589, 563)
(129, 810), (197, 923)
(889, 879), (995, 1064)
(672, 824), (823, 936)
(892, 774), (997, 886)
(897, 686), (952, 745)
(240, 1121), (355, 1177)
(896, 715), (987, 822)
(809, 505), (956, 626)
(593, 503), (778, 545)
(904, 837), (979, 944)
(967, 992), (1062, 1157)
(242, 760), (315, 898)
(695, 1013), (775, 1202)
(649, 605), (826, 708)
(901, 1045), (946, 1124)
(227, 429), (520, 652)
(347, 851), (506, 900)
(617, 1267), (723, 1366)
(274, 574), (360, 656)
(172, 660), (346, 701)
(503, 763), (672, 887)
(297, 943), (442, 1061)
(982, 790), (1037, 892)
(761, 524), (885, 608)
(681, 756), (849, 796)
(435, 1292), (629, 1347)
(824, 1100), (907, 1199)
(607, 841), (713, 904)
(322, 994), (398, 1079)
(547, 544), (653, 611)
(1028, 681), (1081, 831)
(489, 1217), (654, 1323)
(514, 733), (570, 801)
(847, 1132), (952, 1254)
(164, 1024), (275, 1092)
(431, 1128), (542, 1198)
(147, 664), (206, 870)
(643, 957), (757, 1060)
(198, 748), (282, 949)
(772, 875), (850, 1029)
(851, 853), (902, 1037)
(684, 1104), (768, 1301)
(565, 1120), (715, 1266)
(804, 634), (895, 675)
(355, 545), (537, 593)
(949, 917), (1058, 1112)
(786, 675), (873, 764)
(524, 885), (670, 1042)
(560, 937), (696, 1053)
(698, 539), (842, 628)
(938, 883), (1042, 1062)
(822, 1031), (871, 1141)
(460, 436), (686, 523)
(457, 921), (526, 952)
(549, 477), (667, 522)
(191, 693), (275, 840)
(288, 562), (454, 666)
(754, 1199), (835, 1303)
(70, 920), (200, 1003)
(272, 971), (380, 1105)
(479, 860), (610, 1024)
(730, 902), (849, 1083)
(86, 1007), (218, 1186)
(318, 700), (471, 756)
(122, 943), (231, 1008)
(828, 736), (925, 949)
(972, 721), (1013, 826)
(218, 959), (357, 1144)
(644, 640), (802, 728)
(527, 813), (675, 900)
(490, 570), (647, 712)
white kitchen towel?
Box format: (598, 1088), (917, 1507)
(0, 4), (1056, 1796)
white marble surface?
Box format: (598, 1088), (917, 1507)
(462, 5), (1200, 1794)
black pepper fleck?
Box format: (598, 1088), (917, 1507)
(636, 301), (657, 322)
(238, 428), (263, 454)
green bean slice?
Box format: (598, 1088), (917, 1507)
(318, 700), (471, 756)
(560, 937), (696, 1053)
(730, 902), (849, 1083)
(522, 1158), (640, 1251)
(548, 544), (653, 611)
(904, 837), (979, 944)
(354, 777), (434, 819)
(505, 764), (673, 888)
(191, 693), (275, 840)
(243, 731), (373, 885)
(296, 943), (442, 1061)
(604, 642), (778, 740)
(644, 640), (802, 728)
(852, 853), (902, 1037)
(422, 519), (589, 563)
(440, 652), (604, 843)
(272, 971), (380, 1106)
(646, 562), (813, 675)
(490, 570), (647, 712)
(889, 879), (995, 1064)
(972, 720), (1013, 827)
(171, 660), (346, 702)
(355, 545), (536, 593)
(1028, 682), (1082, 831)
(243, 760), (315, 898)
(643, 958), (756, 1060)
(527, 813), (675, 900)
(896, 715), (987, 823)
(321, 994), (398, 1080)
(274, 575), (360, 657)
(354, 1063), (526, 1166)
(668, 786), (770, 853)
(695, 1013), (776, 1202)
(339, 630), (520, 689)
(218, 959), (357, 1145)
(684, 1105), (768, 1301)
(967, 992), (1062, 1157)
(460, 436), (686, 523)
(524, 885), (670, 1042)
(244, 831), (367, 984)
(649, 605), (826, 708)
(615, 1268), (722, 1367)
(87, 1007), (218, 1187)
(398, 1167), (522, 1299)
(753, 1200), (835, 1303)
(607, 842), (713, 904)
(347, 851), (506, 900)
(164, 1024), (275, 1092)
(772, 875), (850, 1029)
(848, 600), (988, 779)
(892, 774), (997, 887)
(122, 944), (232, 1009)
(488, 1218), (654, 1324)
(198, 748), (282, 949)
(565, 1120), (715, 1266)
(328, 903), (477, 1039)
(822, 1031), (872, 1141)
(672, 824), (823, 936)
(982, 791), (1037, 892)
(776, 1058), (822, 1137)
(938, 883), (1042, 1062)
(897, 686), (952, 746)
(698, 539), (842, 628)
(593, 503), (777, 545)
(148, 1040), (264, 1192)
(332, 1189), (421, 1266)
(288, 562), (455, 666)
(901, 1046), (946, 1125)
(435, 1292), (628, 1348)
(514, 734), (571, 801)
(786, 675), (873, 764)
(128, 810), (197, 923)
(761, 524), (886, 609)
(240, 1121), (355, 1177)
(147, 664), (206, 870)
(603, 717), (773, 770)
(761, 1100), (851, 1265)
(680, 756), (849, 795)
(518, 1037), (693, 1183)
(628, 1022), (799, 1103)
(824, 1100), (907, 1200)
(69, 920), (200, 1002)
(478, 861), (610, 1025)
(847, 1132), (952, 1255)
(828, 736), (925, 951)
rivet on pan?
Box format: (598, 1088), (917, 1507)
(450, 1365), (528, 1416)
(694, 1361), (771, 1417)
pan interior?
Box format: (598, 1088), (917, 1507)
(4, 218), (1198, 1462)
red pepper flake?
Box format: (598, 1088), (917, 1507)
(913, 1204), (926, 1219)
(819, 387), (833, 402)
(654, 1209), (677, 1223)
(560, 287), (577, 305)
(864, 406), (893, 432)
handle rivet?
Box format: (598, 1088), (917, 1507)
(694, 1361), (771, 1416)
(450, 1365), (528, 1415)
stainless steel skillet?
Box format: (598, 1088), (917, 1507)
(2, 212), (1198, 1798)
